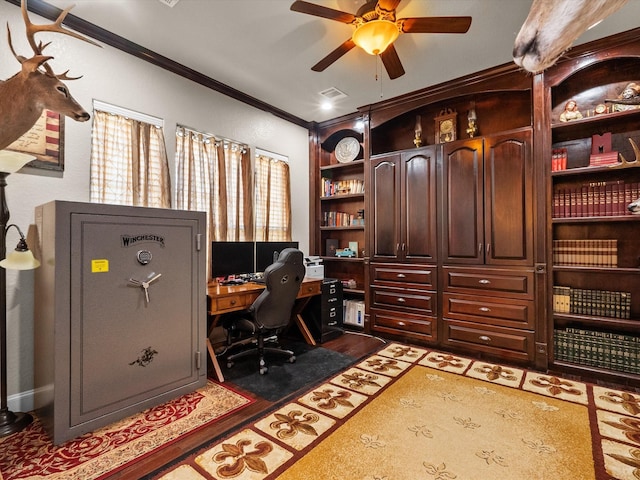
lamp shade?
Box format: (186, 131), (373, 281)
(0, 236), (40, 270)
(352, 19), (400, 56)
(0, 249), (40, 270)
(0, 151), (35, 174)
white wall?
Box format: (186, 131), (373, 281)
(0, 2), (310, 410)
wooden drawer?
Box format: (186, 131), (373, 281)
(370, 308), (436, 342)
(371, 263), (436, 287)
(443, 293), (534, 329)
(443, 319), (534, 363)
(214, 293), (254, 312)
(443, 266), (534, 299)
(371, 286), (436, 314)
(300, 281), (322, 297)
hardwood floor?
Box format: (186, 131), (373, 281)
(106, 330), (385, 479)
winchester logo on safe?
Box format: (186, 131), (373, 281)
(121, 234), (165, 248)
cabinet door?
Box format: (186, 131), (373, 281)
(402, 146), (438, 262)
(370, 154), (401, 260)
(484, 130), (533, 266)
(442, 139), (484, 264)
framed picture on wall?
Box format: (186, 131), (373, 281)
(7, 109), (64, 172)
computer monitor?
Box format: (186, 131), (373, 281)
(211, 241), (255, 279)
(255, 241), (299, 273)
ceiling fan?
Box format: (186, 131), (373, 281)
(290, 0), (472, 79)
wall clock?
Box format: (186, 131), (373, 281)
(435, 108), (457, 144)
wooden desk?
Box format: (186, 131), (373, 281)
(207, 277), (322, 381)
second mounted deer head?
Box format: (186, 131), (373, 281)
(0, 0), (101, 151)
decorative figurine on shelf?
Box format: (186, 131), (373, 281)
(559, 99), (583, 122)
(466, 102), (478, 138)
(606, 82), (640, 112)
(413, 115), (423, 148)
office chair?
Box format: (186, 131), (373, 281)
(225, 248), (305, 374)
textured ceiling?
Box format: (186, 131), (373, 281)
(40, 0), (640, 123)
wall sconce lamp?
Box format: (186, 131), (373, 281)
(466, 102), (478, 138)
(414, 115), (423, 148)
(0, 151), (40, 437)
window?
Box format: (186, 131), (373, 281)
(254, 150), (291, 241)
(90, 102), (170, 208)
(174, 125), (252, 242)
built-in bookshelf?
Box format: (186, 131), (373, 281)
(547, 49), (640, 385)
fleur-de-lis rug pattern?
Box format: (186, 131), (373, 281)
(0, 381), (253, 480)
(153, 343), (640, 480)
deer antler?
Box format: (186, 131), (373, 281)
(8, 0), (101, 78)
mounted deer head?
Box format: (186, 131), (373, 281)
(0, 0), (100, 151)
(513, 0), (628, 73)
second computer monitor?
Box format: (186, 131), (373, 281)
(255, 241), (299, 273)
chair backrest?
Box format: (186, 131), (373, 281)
(250, 248), (305, 330)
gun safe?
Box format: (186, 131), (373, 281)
(34, 201), (207, 444)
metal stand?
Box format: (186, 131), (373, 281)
(0, 171), (32, 437)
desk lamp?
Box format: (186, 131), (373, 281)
(0, 151), (40, 437)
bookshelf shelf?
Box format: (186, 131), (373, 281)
(320, 226), (365, 231)
(553, 266), (640, 274)
(320, 193), (365, 201)
(554, 313), (640, 330)
(551, 360), (640, 385)
(552, 216), (639, 223)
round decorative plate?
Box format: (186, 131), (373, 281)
(334, 136), (360, 163)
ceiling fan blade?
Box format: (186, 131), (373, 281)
(311, 39), (357, 72)
(290, 1), (357, 24)
(376, 0), (402, 14)
(400, 16), (472, 34)
(380, 45), (405, 79)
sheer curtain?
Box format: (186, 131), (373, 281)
(175, 125), (253, 243)
(90, 110), (171, 207)
(254, 153), (291, 241)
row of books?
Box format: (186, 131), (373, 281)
(343, 299), (365, 327)
(322, 211), (364, 227)
(550, 148), (568, 171)
(552, 286), (631, 319)
(552, 239), (617, 267)
(552, 181), (639, 218)
(321, 178), (364, 197)
(554, 328), (640, 374)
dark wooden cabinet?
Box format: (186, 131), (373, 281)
(369, 146), (437, 262)
(442, 129), (533, 266)
(368, 146), (438, 342)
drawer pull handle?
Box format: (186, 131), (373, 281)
(479, 307), (490, 312)
(479, 335), (491, 342)
(230, 300), (236, 305)
(479, 279), (491, 284)
(398, 321), (406, 327)
(397, 298), (406, 303)
(397, 273), (406, 278)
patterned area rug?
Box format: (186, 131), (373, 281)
(151, 343), (640, 479)
(0, 380), (252, 480)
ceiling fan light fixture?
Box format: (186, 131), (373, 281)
(352, 19), (400, 56)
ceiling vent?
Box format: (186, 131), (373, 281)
(158, 0), (181, 7)
(319, 87), (348, 101)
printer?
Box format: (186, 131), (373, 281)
(304, 256), (324, 279)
